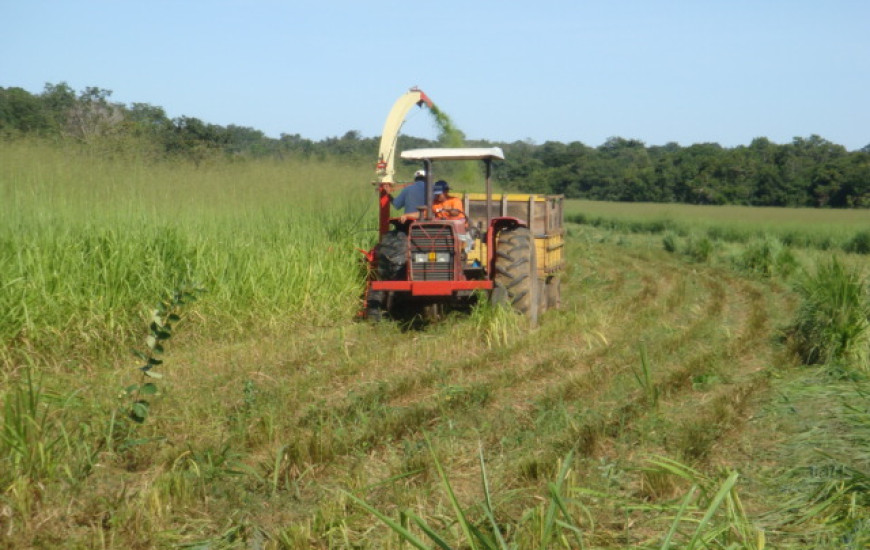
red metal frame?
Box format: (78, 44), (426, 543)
(371, 279), (493, 296)
(377, 184), (393, 236)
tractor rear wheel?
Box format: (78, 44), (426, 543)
(492, 226), (539, 326)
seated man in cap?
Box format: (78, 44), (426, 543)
(431, 180), (464, 220)
(432, 180), (474, 253)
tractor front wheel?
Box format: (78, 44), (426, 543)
(366, 290), (387, 322)
(492, 226), (539, 326)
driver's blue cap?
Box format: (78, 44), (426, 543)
(433, 180), (449, 195)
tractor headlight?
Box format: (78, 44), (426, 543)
(412, 252), (451, 263)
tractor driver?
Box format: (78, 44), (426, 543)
(433, 180), (474, 253)
(432, 180), (464, 220)
(384, 170), (426, 223)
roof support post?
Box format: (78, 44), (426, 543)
(423, 159), (433, 220)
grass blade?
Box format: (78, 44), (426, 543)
(343, 492), (433, 550)
(686, 471), (739, 548)
(426, 435), (478, 550)
(549, 484), (585, 549)
(542, 450), (576, 546)
(660, 484), (698, 550)
(478, 443), (510, 550)
(406, 509), (455, 550)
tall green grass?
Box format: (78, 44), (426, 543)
(787, 258), (870, 368)
(1, 140), (376, 363)
(735, 235), (798, 278)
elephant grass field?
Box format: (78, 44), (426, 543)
(1, 140), (869, 548)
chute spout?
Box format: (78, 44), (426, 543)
(412, 87), (433, 109)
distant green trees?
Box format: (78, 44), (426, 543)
(494, 134), (870, 207)
(0, 82), (325, 161)
(2, 82), (868, 207)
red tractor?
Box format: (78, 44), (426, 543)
(362, 90), (564, 324)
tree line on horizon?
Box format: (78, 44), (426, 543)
(2, 82), (868, 208)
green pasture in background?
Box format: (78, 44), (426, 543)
(566, 198), (870, 252)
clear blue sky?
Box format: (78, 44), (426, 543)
(2, 0), (868, 150)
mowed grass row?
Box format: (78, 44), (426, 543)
(1, 141), (376, 364)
